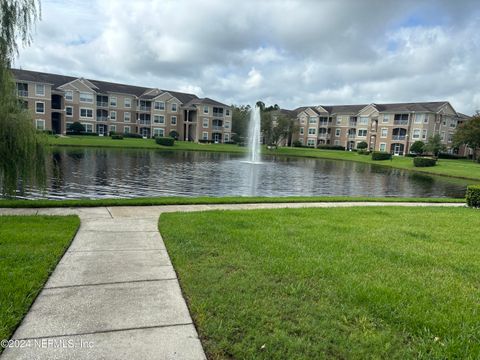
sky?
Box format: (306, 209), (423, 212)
(14, 0), (480, 114)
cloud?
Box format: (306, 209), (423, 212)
(14, 0), (480, 114)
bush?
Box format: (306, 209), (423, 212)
(358, 149), (370, 155)
(66, 131), (99, 136)
(155, 137), (175, 146)
(466, 185), (480, 208)
(111, 134), (123, 140)
(293, 140), (303, 147)
(69, 122), (85, 134)
(410, 141), (425, 155)
(371, 151), (392, 160)
(357, 141), (368, 150)
(438, 152), (468, 160)
(123, 133), (143, 139)
(224, 141), (236, 145)
(316, 145), (345, 151)
(413, 157), (437, 167)
(169, 130), (179, 140)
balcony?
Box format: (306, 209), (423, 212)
(212, 126), (223, 131)
(97, 116), (108, 122)
(348, 134), (356, 139)
(349, 121), (357, 127)
(139, 106), (151, 112)
(318, 133), (329, 138)
(392, 135), (406, 140)
(17, 90), (28, 97)
(212, 112), (224, 118)
(138, 120), (151, 125)
(393, 120), (408, 125)
(97, 101), (108, 107)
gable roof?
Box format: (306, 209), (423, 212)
(373, 101), (450, 113)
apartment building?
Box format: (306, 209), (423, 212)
(12, 69), (232, 143)
(292, 102), (468, 155)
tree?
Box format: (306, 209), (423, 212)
(453, 114), (480, 160)
(357, 141), (368, 150)
(410, 140), (425, 155)
(0, 0), (44, 196)
(424, 134), (446, 157)
(231, 104), (250, 138)
(69, 121), (85, 134)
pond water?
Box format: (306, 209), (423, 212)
(21, 148), (469, 199)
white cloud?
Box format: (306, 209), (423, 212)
(13, 0), (480, 114)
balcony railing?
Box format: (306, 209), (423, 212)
(17, 90), (28, 97)
(392, 135), (406, 140)
(348, 134), (356, 139)
(138, 120), (151, 125)
(393, 120), (408, 125)
(139, 106), (151, 112)
(349, 122), (357, 126)
(212, 112), (224, 118)
(97, 101), (108, 107)
(319, 122), (329, 126)
(212, 126), (223, 131)
(97, 116), (108, 122)
(318, 133), (328, 138)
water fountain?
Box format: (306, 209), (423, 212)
(247, 105), (262, 164)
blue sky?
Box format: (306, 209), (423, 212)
(15, 0), (480, 114)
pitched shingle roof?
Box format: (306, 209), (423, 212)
(373, 101), (450, 113)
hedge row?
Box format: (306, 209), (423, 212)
(413, 157), (437, 167)
(437, 152), (468, 160)
(155, 137), (175, 146)
(466, 185), (480, 208)
(371, 151), (392, 160)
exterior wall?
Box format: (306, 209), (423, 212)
(191, 102), (232, 143)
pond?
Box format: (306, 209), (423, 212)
(21, 148), (469, 199)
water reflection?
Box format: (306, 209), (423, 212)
(20, 147), (470, 199)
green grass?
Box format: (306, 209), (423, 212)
(160, 207), (480, 359)
(0, 196), (465, 208)
(0, 216), (80, 346)
(48, 136), (480, 181)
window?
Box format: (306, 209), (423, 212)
(450, 120), (457, 128)
(66, 122), (73, 131)
(309, 117), (317, 124)
(381, 128), (388, 137)
(171, 103), (177, 112)
(383, 115), (389, 123)
(226, 109), (230, 116)
(224, 133), (230, 142)
(448, 133), (453, 142)
(379, 143), (386, 152)
(124, 126), (131, 134)
(154, 101), (165, 110)
(203, 118), (209, 128)
(300, 127), (304, 135)
(334, 140), (340, 146)
(83, 123), (94, 133)
(124, 98), (131, 108)
(203, 106), (209, 114)
(110, 96), (117, 107)
(415, 114), (424, 124)
(79, 92), (93, 103)
(202, 131), (208, 140)
(224, 121), (230, 129)
(336, 116), (342, 125)
(66, 106), (73, 117)
(307, 139), (315, 147)
(110, 111), (116, 121)
(35, 101), (45, 114)
(110, 125), (116, 132)
(412, 129), (420, 139)
(80, 108), (93, 118)
(153, 128), (164, 137)
(124, 112), (131, 122)
(394, 114), (409, 121)
(35, 119), (45, 130)
(153, 115), (165, 124)
(308, 128), (316, 135)
(65, 90), (73, 101)
(441, 131), (446, 141)
(357, 129), (367, 137)
(335, 128), (341, 137)
(35, 84), (45, 96)
(171, 116), (177, 125)
(358, 116), (369, 125)
(424, 115), (429, 123)
(422, 130), (427, 140)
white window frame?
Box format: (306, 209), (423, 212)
(202, 131), (208, 140)
(110, 96), (117, 107)
(300, 127), (304, 135)
(334, 140), (340, 145)
(306, 139), (315, 147)
(35, 119), (45, 130)
(79, 92), (94, 103)
(336, 116), (342, 125)
(35, 84), (45, 96)
(203, 106), (209, 114)
(226, 109), (230, 116)
(224, 133), (230, 142)
(65, 90), (73, 102)
(422, 129), (427, 140)
(358, 116), (369, 125)
(35, 101), (45, 114)
(335, 128), (341, 137)
(308, 117), (317, 124)
(65, 106), (73, 117)
(124, 126), (131, 134)
(124, 98), (131, 108)
(66, 122), (73, 131)
(357, 128), (367, 137)
(171, 103), (177, 112)
(171, 116), (177, 125)
(80, 108), (93, 119)
(154, 115), (165, 124)
(224, 121), (230, 129)
(154, 101), (165, 110)
(412, 128), (421, 139)
(110, 111), (117, 121)
(308, 127), (316, 135)
(379, 143), (387, 152)
(203, 118), (209, 128)
(82, 123), (94, 133)
(124, 112), (131, 122)
(382, 115), (389, 123)
(110, 125), (116, 132)
(153, 128), (165, 137)
(380, 128), (388, 138)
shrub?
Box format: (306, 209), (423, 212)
(317, 144), (345, 151)
(123, 133), (143, 139)
(69, 122), (85, 134)
(66, 131), (99, 136)
(466, 185), (480, 208)
(413, 157), (437, 167)
(410, 141), (425, 155)
(293, 140), (303, 147)
(357, 141), (368, 150)
(109, 131), (117, 136)
(438, 152), (467, 160)
(155, 137), (175, 146)
(358, 149), (370, 155)
(371, 151), (392, 160)
(169, 130), (179, 140)
(111, 134), (123, 140)
(224, 141), (236, 145)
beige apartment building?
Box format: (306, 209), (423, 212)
(292, 102), (469, 155)
(12, 69), (232, 143)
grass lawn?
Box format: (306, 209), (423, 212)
(48, 136), (480, 181)
(0, 196), (465, 208)
(160, 207), (480, 359)
(0, 216), (80, 346)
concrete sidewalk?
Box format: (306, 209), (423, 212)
(0, 202), (465, 359)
